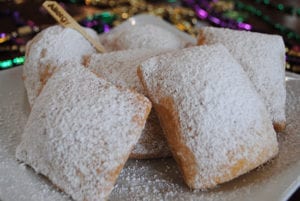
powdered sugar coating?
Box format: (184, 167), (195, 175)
(198, 27), (286, 129)
(23, 25), (99, 106)
(0, 65), (300, 201)
(16, 63), (151, 201)
(101, 24), (184, 51)
(85, 49), (171, 158)
(139, 45), (279, 189)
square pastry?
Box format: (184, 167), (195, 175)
(16, 62), (151, 201)
(23, 25), (98, 106)
(198, 27), (286, 132)
(85, 48), (172, 159)
(138, 45), (278, 189)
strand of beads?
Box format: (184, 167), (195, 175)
(79, 12), (116, 33)
(232, 0), (300, 72)
(233, 0), (300, 44)
(183, 0), (252, 30)
(0, 0), (205, 70)
(0, 8), (41, 69)
(253, 0), (300, 17)
(85, 0), (199, 36)
(0, 8), (40, 45)
(1, 0), (300, 73)
(182, 0), (300, 72)
(0, 25), (40, 45)
(0, 56), (25, 70)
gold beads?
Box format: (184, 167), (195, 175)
(84, 0), (199, 37)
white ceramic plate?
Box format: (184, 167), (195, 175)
(1, 14), (300, 201)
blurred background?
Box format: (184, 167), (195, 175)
(0, 0), (300, 73)
(0, 0), (299, 200)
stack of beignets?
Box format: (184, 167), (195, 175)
(16, 21), (286, 201)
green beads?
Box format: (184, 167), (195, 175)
(0, 60), (13, 69)
(93, 12), (116, 24)
(12, 56), (25, 65)
(233, 0), (300, 43)
(0, 56), (25, 69)
(254, 0), (300, 15)
(223, 10), (248, 22)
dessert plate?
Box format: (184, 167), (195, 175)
(1, 14), (300, 201)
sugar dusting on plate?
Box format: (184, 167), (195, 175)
(1, 67), (299, 201)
